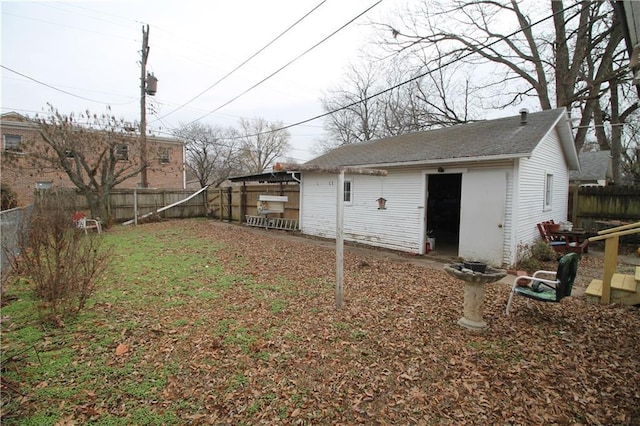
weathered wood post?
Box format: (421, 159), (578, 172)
(227, 187), (232, 222)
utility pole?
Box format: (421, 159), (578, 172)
(140, 24), (150, 188)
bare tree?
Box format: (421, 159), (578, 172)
(6, 106), (146, 221)
(237, 118), (291, 173)
(174, 122), (241, 187)
(379, 0), (628, 153)
(320, 63), (383, 150)
(318, 57), (477, 151)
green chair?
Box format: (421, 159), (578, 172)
(505, 253), (579, 315)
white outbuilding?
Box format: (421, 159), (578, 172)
(299, 108), (579, 267)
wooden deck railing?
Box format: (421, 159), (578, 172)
(588, 222), (640, 304)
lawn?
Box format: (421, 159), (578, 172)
(1, 218), (639, 425)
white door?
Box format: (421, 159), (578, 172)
(459, 170), (506, 266)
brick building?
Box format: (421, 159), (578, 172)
(1, 112), (185, 207)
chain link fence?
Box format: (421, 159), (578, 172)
(1, 205), (33, 286)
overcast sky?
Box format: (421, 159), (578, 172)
(1, 0), (405, 162)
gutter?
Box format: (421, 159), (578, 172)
(332, 153), (528, 170)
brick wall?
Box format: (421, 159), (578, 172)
(1, 113), (184, 207)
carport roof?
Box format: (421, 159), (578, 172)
(228, 171), (300, 184)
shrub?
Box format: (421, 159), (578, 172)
(1, 183), (18, 210)
(8, 189), (110, 323)
(514, 243), (541, 273)
(530, 238), (556, 262)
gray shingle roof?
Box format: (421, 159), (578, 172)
(570, 150), (612, 182)
(307, 108), (572, 168)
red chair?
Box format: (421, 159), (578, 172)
(72, 211), (102, 234)
(537, 221), (588, 254)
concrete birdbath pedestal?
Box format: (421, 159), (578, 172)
(444, 263), (507, 331)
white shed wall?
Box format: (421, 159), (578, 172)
(301, 170), (425, 253)
(300, 124), (570, 266)
(512, 126), (570, 260)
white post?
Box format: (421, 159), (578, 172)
(336, 170), (345, 309)
(134, 188), (138, 226)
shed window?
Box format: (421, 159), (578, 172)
(344, 180), (352, 203)
(544, 173), (553, 209)
(3, 134), (22, 152)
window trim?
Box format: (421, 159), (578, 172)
(343, 179), (353, 205)
(544, 173), (553, 210)
(115, 144), (129, 161)
(35, 181), (53, 190)
(158, 147), (171, 164)
(3, 134), (22, 152)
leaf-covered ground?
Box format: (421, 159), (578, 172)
(2, 219), (639, 425)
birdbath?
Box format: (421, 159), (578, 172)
(444, 263), (507, 331)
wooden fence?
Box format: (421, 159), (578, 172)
(108, 188), (209, 222)
(570, 185), (640, 241)
(67, 188), (210, 223)
(208, 184), (300, 223)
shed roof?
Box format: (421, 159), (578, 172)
(306, 108), (578, 170)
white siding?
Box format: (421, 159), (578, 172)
(513, 126), (570, 258)
(301, 170), (425, 253)
(300, 123), (571, 266)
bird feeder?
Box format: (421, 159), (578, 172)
(377, 197), (387, 209)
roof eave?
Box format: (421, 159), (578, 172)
(553, 108), (580, 171)
(330, 153), (527, 169)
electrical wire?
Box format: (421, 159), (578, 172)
(183, 0), (384, 127)
(0, 10), (135, 43)
(220, 0), (584, 141)
(1, 65), (138, 106)
(151, 0), (328, 123)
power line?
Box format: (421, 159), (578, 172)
(0, 10), (135, 43)
(183, 0), (384, 127)
(151, 0), (328, 123)
(223, 1), (584, 142)
(1, 65), (138, 106)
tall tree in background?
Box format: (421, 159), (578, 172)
(320, 63), (382, 150)
(379, 0), (635, 182)
(174, 122), (241, 188)
(9, 106), (146, 220)
(319, 59), (476, 151)
(237, 118), (291, 173)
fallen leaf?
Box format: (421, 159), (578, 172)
(115, 343), (128, 356)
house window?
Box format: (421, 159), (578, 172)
(158, 148), (170, 164)
(115, 144), (129, 161)
(36, 181), (52, 190)
(344, 180), (352, 203)
(544, 173), (553, 209)
(3, 134), (22, 152)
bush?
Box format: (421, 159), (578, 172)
(1, 183), (18, 210)
(530, 238), (556, 262)
(8, 189), (110, 323)
(514, 239), (557, 273)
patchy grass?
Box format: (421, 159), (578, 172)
(2, 218), (640, 425)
